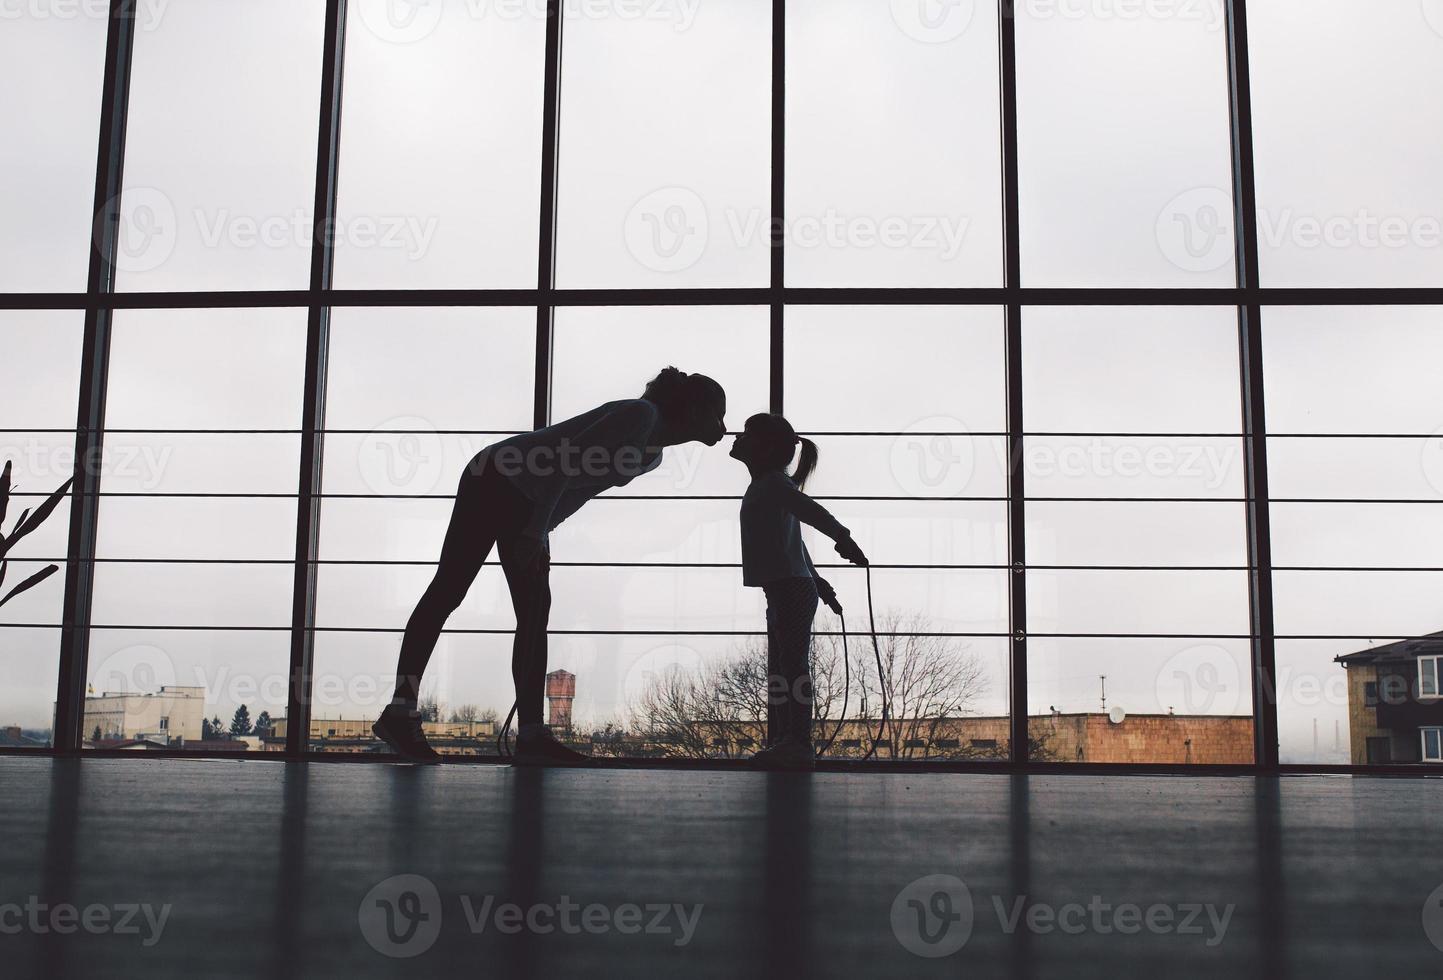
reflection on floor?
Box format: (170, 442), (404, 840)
(3, 757), (1440, 978)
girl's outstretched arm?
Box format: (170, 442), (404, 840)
(774, 479), (868, 567)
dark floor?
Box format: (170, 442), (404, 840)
(2, 757), (1441, 979)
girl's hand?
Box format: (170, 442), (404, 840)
(816, 576), (843, 615)
(835, 535), (869, 568)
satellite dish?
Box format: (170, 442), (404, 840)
(1108, 705), (1127, 725)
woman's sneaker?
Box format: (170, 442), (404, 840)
(372, 705), (441, 763)
(749, 737), (816, 771)
(513, 727), (593, 767)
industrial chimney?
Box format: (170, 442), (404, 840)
(545, 669), (575, 733)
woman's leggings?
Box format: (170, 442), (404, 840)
(392, 452), (553, 726)
(763, 576), (820, 745)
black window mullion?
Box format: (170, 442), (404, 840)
(999, 0), (1028, 767)
(534, 0), (565, 429)
(286, 0), (349, 756)
(54, 0), (137, 754)
(1225, 0), (1279, 771)
(770, 0), (785, 415)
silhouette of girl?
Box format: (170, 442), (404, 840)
(729, 413), (868, 770)
(376, 367), (727, 764)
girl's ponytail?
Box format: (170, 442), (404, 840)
(790, 436), (819, 490)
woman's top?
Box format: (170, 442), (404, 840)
(739, 470), (849, 587)
(487, 399), (663, 541)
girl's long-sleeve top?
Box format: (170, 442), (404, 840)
(739, 470), (850, 587)
(487, 399), (663, 542)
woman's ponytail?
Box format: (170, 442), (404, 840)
(790, 436), (819, 490)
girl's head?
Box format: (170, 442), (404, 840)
(641, 367), (727, 446)
(729, 413), (819, 489)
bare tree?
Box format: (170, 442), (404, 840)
(628, 611), (992, 760)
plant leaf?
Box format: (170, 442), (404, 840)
(0, 559), (6, 594)
(3, 477), (73, 557)
(0, 563), (59, 608)
(0, 459), (11, 530)
(0, 508), (29, 560)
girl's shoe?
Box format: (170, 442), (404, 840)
(748, 737), (817, 771)
(372, 705), (442, 763)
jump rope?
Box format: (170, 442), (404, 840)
(495, 562), (892, 762)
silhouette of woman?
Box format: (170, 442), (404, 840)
(375, 367), (727, 765)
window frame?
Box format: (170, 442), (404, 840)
(1420, 657), (1441, 700)
(1421, 727), (1443, 763)
(6, 0), (1440, 774)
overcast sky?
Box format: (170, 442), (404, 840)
(3, 0), (1442, 764)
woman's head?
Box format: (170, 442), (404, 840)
(729, 413), (819, 489)
(641, 367), (727, 446)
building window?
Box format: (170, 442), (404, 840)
(1420, 657), (1440, 699)
(1363, 682), (1379, 707)
(159, 717), (169, 731)
(1422, 728), (1443, 763)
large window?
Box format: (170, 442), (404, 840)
(5, 0), (1440, 769)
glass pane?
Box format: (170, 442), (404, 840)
(804, 436), (1010, 500)
(551, 305), (769, 422)
(1028, 501), (1247, 567)
(1262, 307), (1443, 435)
(92, 309), (305, 637)
(1024, 436), (1244, 499)
(83, 629), (291, 749)
(1274, 638), (1368, 765)
(1028, 569), (1249, 637)
(322, 307), (534, 497)
(1273, 571), (1443, 638)
(1027, 637), (1253, 764)
(1023, 307), (1240, 433)
(554, 0), (770, 287)
(1268, 437), (1443, 502)
(0, 13), (107, 291)
(0, 629), (60, 748)
(785, 306), (1006, 433)
(0, 311), (83, 427)
(334, 1), (546, 288)
(91, 562), (294, 629)
(105, 308), (307, 429)
(118, 0), (326, 290)
(1249, 0), (1443, 286)
(1016, 2), (1235, 285)
(785, 0), (1001, 286)
(1272, 504), (1443, 569)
